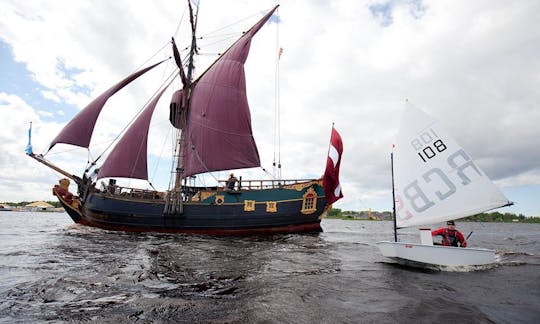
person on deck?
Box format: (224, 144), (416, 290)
(226, 173), (238, 191)
(431, 220), (467, 247)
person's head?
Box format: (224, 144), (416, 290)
(230, 173), (234, 177)
(447, 220), (456, 229)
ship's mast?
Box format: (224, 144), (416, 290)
(174, 0), (199, 191)
(186, 0), (199, 83)
(165, 1), (199, 215)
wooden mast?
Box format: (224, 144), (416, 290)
(174, 0), (199, 191)
(166, 1), (199, 214)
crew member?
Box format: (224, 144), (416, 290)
(431, 220), (467, 247)
(226, 173), (238, 191)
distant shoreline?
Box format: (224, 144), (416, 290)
(325, 209), (540, 223)
(324, 215), (540, 223)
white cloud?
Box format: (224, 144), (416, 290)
(41, 90), (60, 103)
(37, 110), (54, 118)
(0, 0), (538, 215)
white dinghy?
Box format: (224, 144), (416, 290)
(376, 103), (512, 269)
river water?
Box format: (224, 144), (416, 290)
(0, 212), (538, 323)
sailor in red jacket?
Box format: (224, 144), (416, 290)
(431, 220), (467, 247)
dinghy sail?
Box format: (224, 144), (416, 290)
(377, 102), (512, 268)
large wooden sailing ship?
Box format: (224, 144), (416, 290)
(27, 4), (344, 235)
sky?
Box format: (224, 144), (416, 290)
(0, 0), (539, 216)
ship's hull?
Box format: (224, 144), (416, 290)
(56, 181), (328, 235)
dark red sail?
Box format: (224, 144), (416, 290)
(97, 80), (172, 180)
(48, 60), (166, 150)
(182, 6), (278, 177)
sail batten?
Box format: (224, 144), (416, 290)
(48, 60), (167, 151)
(394, 104), (510, 228)
(181, 6), (278, 177)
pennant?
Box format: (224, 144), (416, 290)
(323, 127), (344, 205)
(25, 122), (33, 155)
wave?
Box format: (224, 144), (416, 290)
(496, 250), (534, 257)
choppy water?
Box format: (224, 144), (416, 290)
(0, 212), (538, 323)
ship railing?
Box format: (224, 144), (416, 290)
(99, 178), (320, 199)
(102, 184), (163, 200)
(218, 178), (319, 191)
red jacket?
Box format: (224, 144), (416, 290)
(431, 228), (467, 247)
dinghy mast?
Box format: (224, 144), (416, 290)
(391, 152), (398, 242)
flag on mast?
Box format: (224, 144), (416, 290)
(323, 126), (344, 205)
(25, 122), (33, 155)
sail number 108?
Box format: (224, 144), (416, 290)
(411, 129), (447, 162)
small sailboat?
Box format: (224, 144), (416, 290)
(376, 103), (512, 269)
(26, 4), (344, 235)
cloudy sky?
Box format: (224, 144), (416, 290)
(1, 0), (539, 216)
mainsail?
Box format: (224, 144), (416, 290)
(181, 6), (279, 177)
(48, 60), (166, 150)
(393, 104), (510, 228)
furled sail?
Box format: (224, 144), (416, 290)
(394, 104), (511, 228)
(181, 6), (278, 177)
(169, 89), (185, 129)
(48, 60), (166, 151)
(96, 80), (173, 180)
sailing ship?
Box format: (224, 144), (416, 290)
(26, 4), (344, 235)
(376, 103), (512, 269)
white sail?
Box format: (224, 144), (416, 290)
(393, 103), (510, 228)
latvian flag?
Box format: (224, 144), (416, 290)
(323, 127), (344, 205)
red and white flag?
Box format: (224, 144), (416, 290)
(323, 127), (344, 205)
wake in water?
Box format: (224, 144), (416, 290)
(495, 250), (537, 266)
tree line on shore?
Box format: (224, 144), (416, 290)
(327, 208), (540, 223)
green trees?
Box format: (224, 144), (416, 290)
(463, 212), (539, 223)
(325, 209), (540, 223)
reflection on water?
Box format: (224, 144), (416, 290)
(0, 212), (539, 323)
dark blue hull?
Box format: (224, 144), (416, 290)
(56, 181), (328, 235)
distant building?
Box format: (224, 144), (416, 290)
(25, 201), (54, 211)
(0, 204), (13, 211)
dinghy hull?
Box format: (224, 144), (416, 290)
(376, 241), (496, 267)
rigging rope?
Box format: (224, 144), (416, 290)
(173, 3), (188, 39)
(273, 7), (282, 180)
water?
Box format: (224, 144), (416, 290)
(0, 212), (538, 323)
